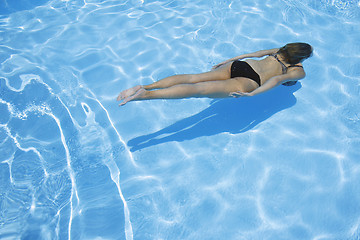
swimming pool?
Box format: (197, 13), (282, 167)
(1, 0), (360, 239)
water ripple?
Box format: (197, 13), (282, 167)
(0, 71), (135, 239)
(1, 0), (360, 239)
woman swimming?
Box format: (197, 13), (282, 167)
(117, 42), (313, 106)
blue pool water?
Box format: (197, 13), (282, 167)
(1, 0), (360, 239)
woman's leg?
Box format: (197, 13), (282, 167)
(117, 62), (232, 101)
(119, 77), (258, 105)
(144, 62), (232, 90)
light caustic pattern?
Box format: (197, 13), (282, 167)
(0, 74), (134, 239)
(0, 1), (141, 239)
(1, 0), (360, 239)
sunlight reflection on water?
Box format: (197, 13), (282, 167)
(1, 0), (360, 239)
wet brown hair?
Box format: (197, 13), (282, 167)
(277, 42), (313, 64)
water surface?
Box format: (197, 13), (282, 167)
(1, 0), (360, 239)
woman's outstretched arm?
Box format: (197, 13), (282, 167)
(212, 48), (279, 69)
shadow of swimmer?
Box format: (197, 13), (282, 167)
(128, 83), (301, 152)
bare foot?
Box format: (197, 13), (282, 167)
(117, 85), (142, 101)
(119, 88), (146, 106)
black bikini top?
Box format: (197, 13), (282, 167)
(270, 53), (303, 86)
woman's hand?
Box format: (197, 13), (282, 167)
(212, 60), (229, 70)
(229, 91), (253, 98)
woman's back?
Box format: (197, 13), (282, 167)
(245, 55), (301, 85)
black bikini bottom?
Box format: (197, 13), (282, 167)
(230, 60), (261, 86)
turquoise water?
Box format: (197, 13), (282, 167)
(1, 0), (360, 239)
